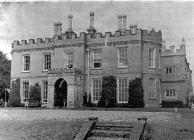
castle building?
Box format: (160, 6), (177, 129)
(11, 12), (192, 108)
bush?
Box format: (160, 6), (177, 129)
(128, 78), (144, 108)
(29, 83), (41, 106)
(162, 100), (184, 108)
(8, 79), (23, 107)
(98, 75), (117, 107)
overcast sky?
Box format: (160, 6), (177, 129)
(0, 1), (194, 88)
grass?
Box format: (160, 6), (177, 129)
(150, 110), (194, 140)
(0, 108), (194, 140)
(0, 119), (82, 140)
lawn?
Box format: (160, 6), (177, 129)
(150, 110), (194, 140)
(0, 108), (193, 140)
(0, 119), (82, 140)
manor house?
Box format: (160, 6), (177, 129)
(11, 12), (192, 108)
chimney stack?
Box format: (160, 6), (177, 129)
(54, 23), (58, 35)
(182, 37), (185, 46)
(122, 15), (127, 30)
(58, 22), (62, 35)
(90, 12), (94, 29)
(68, 15), (73, 31)
(129, 25), (137, 34)
(118, 15), (122, 30)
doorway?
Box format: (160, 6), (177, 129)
(54, 78), (67, 107)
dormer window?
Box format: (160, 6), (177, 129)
(93, 49), (102, 69)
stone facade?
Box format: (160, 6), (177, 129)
(11, 12), (192, 108)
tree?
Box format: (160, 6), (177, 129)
(29, 83), (41, 105)
(98, 75), (117, 107)
(0, 51), (11, 97)
(8, 79), (23, 107)
(128, 78), (144, 108)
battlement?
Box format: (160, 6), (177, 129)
(161, 44), (186, 57)
(12, 28), (162, 50)
(12, 32), (87, 49)
(12, 12), (162, 49)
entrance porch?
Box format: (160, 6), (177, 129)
(46, 68), (83, 108)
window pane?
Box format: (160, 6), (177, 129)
(24, 55), (30, 71)
(118, 47), (128, 67)
(23, 82), (29, 101)
(65, 52), (74, 68)
(44, 54), (51, 70)
(93, 49), (102, 68)
(93, 79), (102, 102)
(118, 78), (128, 102)
(43, 81), (48, 102)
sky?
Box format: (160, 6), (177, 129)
(0, 1), (194, 88)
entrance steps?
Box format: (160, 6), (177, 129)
(74, 117), (147, 140)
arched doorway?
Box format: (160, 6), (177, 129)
(54, 78), (67, 107)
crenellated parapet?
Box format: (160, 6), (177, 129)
(142, 29), (162, 42)
(161, 44), (186, 57)
(12, 12), (162, 52)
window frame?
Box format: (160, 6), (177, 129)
(43, 53), (51, 71)
(92, 49), (102, 69)
(22, 81), (29, 102)
(42, 80), (48, 103)
(117, 46), (128, 68)
(117, 77), (128, 103)
(165, 66), (176, 74)
(64, 51), (74, 69)
(23, 54), (30, 72)
(165, 89), (177, 98)
(92, 78), (102, 103)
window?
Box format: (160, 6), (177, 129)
(23, 82), (29, 102)
(23, 55), (30, 72)
(92, 78), (102, 102)
(118, 78), (128, 103)
(42, 81), (48, 102)
(148, 48), (156, 67)
(64, 52), (74, 68)
(165, 89), (176, 98)
(93, 49), (102, 69)
(118, 47), (128, 67)
(43, 53), (51, 71)
(165, 67), (175, 74)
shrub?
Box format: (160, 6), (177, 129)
(162, 100), (184, 108)
(98, 75), (117, 107)
(29, 83), (41, 106)
(8, 79), (23, 107)
(128, 78), (144, 108)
